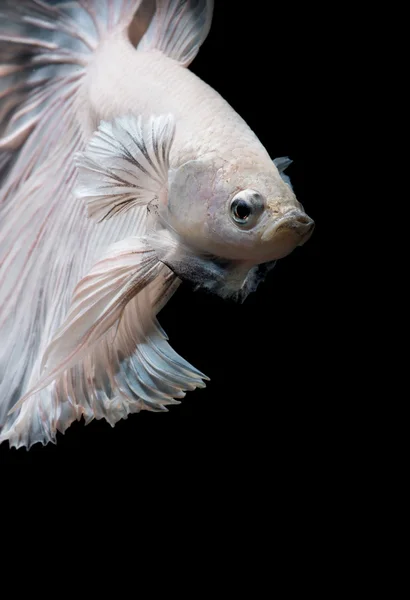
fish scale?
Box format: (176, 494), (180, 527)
(86, 40), (271, 169)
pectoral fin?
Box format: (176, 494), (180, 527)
(273, 156), (293, 190)
(75, 114), (176, 222)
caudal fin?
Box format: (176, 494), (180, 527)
(0, 2), (212, 448)
(0, 1), (142, 445)
(0, 0), (142, 192)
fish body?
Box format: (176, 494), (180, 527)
(0, 0), (314, 448)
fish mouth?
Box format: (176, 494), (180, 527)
(261, 209), (315, 246)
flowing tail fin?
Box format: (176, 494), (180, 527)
(0, 1), (143, 192)
(0, 1), (142, 446)
(0, 2), (213, 448)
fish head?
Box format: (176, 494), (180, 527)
(165, 156), (314, 265)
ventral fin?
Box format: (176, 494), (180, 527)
(9, 237), (162, 414)
(75, 114), (176, 222)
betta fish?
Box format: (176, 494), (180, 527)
(0, 0), (314, 448)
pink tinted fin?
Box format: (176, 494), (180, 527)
(4, 238), (207, 449)
(0, 1), (145, 447)
(9, 237), (164, 409)
(0, 0), (141, 190)
(137, 0), (214, 66)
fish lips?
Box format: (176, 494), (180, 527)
(261, 209), (315, 246)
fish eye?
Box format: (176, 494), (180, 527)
(231, 198), (251, 224)
(230, 190), (264, 228)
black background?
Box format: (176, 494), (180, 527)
(1, 1), (329, 465)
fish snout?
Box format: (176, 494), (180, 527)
(291, 213), (315, 245)
(261, 209), (315, 245)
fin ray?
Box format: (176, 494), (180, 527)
(75, 114), (176, 222)
(138, 0), (214, 66)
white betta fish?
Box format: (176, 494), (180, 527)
(0, 0), (314, 448)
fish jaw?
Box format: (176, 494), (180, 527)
(259, 208), (315, 260)
(261, 208), (315, 243)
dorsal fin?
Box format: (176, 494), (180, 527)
(137, 0), (214, 66)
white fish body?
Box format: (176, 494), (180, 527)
(0, 0), (313, 448)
